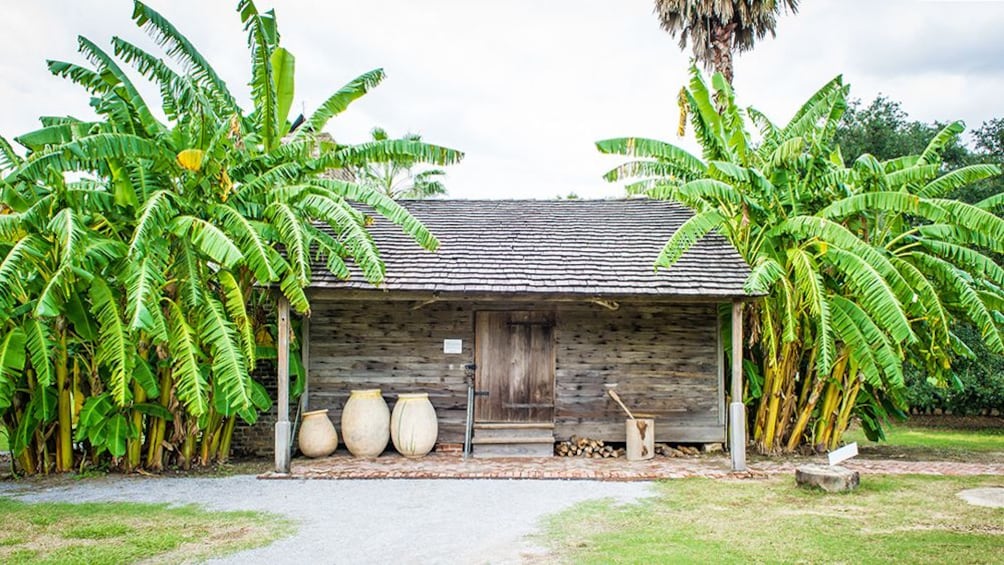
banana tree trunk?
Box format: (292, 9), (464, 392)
(145, 366), (173, 470)
(55, 323), (73, 472)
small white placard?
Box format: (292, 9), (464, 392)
(443, 339), (463, 354)
(828, 442), (858, 466)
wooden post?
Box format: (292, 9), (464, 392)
(299, 314), (310, 414)
(275, 295), (291, 474)
(730, 300), (747, 472)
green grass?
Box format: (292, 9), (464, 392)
(843, 423), (1004, 452)
(541, 475), (1004, 564)
(0, 497), (293, 565)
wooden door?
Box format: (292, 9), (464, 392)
(474, 311), (555, 423)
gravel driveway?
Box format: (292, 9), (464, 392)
(0, 476), (651, 564)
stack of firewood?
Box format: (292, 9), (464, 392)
(555, 435), (625, 458)
(654, 443), (701, 457)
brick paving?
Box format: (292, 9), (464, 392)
(260, 451), (1004, 481)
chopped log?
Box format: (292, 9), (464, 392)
(795, 464), (860, 493)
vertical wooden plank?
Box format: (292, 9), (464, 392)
(730, 300), (747, 471)
(508, 313), (527, 422)
(275, 295), (291, 473)
(299, 314), (311, 414)
(527, 313), (555, 422)
(717, 307), (725, 426)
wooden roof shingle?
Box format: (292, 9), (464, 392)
(309, 199), (755, 298)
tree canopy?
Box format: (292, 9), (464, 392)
(653, 0), (799, 83)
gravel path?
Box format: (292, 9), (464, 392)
(0, 476), (652, 564)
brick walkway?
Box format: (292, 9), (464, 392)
(260, 452), (1004, 481)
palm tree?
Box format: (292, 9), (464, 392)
(598, 66), (1003, 452)
(351, 128), (451, 199)
(653, 0), (799, 83)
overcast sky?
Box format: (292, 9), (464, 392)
(2, 0), (1002, 199)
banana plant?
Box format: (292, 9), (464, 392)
(0, 0), (463, 474)
(598, 65), (1003, 452)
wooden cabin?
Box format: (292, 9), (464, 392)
(273, 199), (755, 469)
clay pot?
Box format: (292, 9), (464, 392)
(298, 409), (338, 458)
(391, 393), (438, 458)
(341, 389), (390, 457)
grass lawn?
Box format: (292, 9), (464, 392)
(840, 418), (1004, 463)
(541, 475), (1004, 564)
(0, 497), (292, 564)
(844, 423), (1004, 451)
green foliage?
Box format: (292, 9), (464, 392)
(348, 127), (459, 199)
(0, 0), (461, 474)
(837, 95), (1004, 415)
(904, 325), (1004, 416)
(599, 65), (1004, 452)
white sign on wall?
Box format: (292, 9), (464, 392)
(443, 339), (463, 354)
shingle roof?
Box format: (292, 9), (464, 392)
(309, 199), (754, 297)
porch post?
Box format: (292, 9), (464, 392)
(275, 294), (291, 473)
(729, 300), (747, 471)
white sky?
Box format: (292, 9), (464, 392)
(2, 0), (1003, 199)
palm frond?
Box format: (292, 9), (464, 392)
(239, 0), (278, 151)
(128, 190), (174, 258)
(89, 278), (134, 407)
(654, 209), (728, 270)
(12, 134), (171, 182)
(890, 256), (949, 345)
(22, 318), (53, 388)
(917, 121), (964, 166)
(166, 300), (208, 416)
(264, 202), (309, 284)
(198, 295), (251, 412)
(789, 247), (835, 375)
(124, 252), (167, 339)
(0, 134), (23, 171)
(131, 0), (238, 115)
(297, 69), (385, 137)
(745, 256), (784, 294)
(169, 215), (244, 268)
(217, 269), (255, 368)
(884, 163), (939, 189)
(210, 204), (278, 282)
(297, 194), (385, 283)
(310, 178), (439, 251)
(77, 36), (163, 138)
(820, 246), (914, 345)
(0, 328), (26, 410)
(918, 164), (1001, 198)
(910, 252), (1004, 354)
(45, 60), (110, 96)
(324, 139), (463, 170)
(830, 296), (904, 388)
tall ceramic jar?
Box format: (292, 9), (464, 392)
(298, 409), (338, 458)
(341, 389), (390, 457)
(391, 393), (438, 458)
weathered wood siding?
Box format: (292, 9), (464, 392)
(307, 299), (724, 444)
(554, 303), (724, 442)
